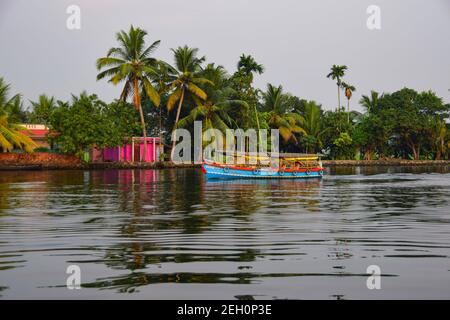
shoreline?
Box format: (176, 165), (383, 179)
(1, 158), (449, 171)
(1, 152), (449, 171)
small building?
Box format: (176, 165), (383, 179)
(91, 137), (163, 163)
(21, 124), (50, 149)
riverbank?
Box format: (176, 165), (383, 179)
(1, 153), (449, 170)
(322, 159), (450, 167)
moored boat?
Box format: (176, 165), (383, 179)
(202, 153), (324, 179)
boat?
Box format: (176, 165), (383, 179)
(201, 152), (324, 179)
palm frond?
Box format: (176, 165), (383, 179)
(167, 88), (182, 111)
(187, 83), (207, 100)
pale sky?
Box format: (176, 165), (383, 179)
(1, 0), (449, 112)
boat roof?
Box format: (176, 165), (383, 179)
(213, 151), (321, 160)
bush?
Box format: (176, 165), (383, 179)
(33, 147), (51, 153)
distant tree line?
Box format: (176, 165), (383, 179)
(1, 25), (449, 160)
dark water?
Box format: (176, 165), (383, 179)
(0, 166), (449, 299)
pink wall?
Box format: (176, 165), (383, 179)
(95, 138), (161, 163)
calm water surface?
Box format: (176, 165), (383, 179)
(0, 167), (449, 299)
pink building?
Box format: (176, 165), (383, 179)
(92, 137), (163, 163)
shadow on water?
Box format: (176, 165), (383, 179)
(0, 166), (449, 298)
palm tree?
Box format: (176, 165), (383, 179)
(342, 82), (356, 123)
(0, 78), (17, 113)
(96, 25), (161, 161)
(326, 65), (347, 110)
(166, 46), (213, 159)
(178, 64), (246, 136)
(29, 94), (56, 124)
(237, 54), (264, 80)
(150, 61), (177, 151)
(236, 54), (264, 132)
(261, 84), (306, 143)
(0, 115), (37, 152)
(429, 118), (448, 160)
(297, 101), (327, 153)
(177, 103), (234, 136)
(0, 79), (27, 123)
(359, 90), (382, 112)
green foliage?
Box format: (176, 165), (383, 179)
(3, 26), (450, 162)
(33, 147), (51, 153)
(333, 132), (354, 160)
(49, 93), (139, 157)
(261, 84), (306, 144)
(28, 94), (56, 124)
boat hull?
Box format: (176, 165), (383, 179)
(202, 163), (324, 179)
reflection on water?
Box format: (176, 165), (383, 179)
(0, 167), (449, 299)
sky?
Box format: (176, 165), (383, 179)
(0, 0), (449, 112)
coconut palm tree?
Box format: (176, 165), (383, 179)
(359, 91), (382, 112)
(29, 94), (56, 124)
(0, 115), (37, 152)
(0, 79), (27, 123)
(297, 101), (327, 153)
(96, 25), (161, 161)
(261, 84), (306, 144)
(342, 82), (356, 123)
(0, 78), (16, 113)
(166, 46), (213, 159)
(178, 64), (246, 136)
(150, 61), (177, 149)
(326, 65), (347, 110)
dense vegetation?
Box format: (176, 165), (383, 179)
(0, 25), (449, 160)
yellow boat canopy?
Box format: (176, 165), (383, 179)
(216, 151), (321, 161)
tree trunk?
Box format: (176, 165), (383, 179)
(411, 143), (419, 160)
(159, 104), (162, 161)
(337, 84), (341, 111)
(254, 103), (262, 151)
(170, 88), (185, 161)
(133, 78), (146, 162)
(347, 98), (350, 123)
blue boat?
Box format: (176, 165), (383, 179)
(201, 153), (324, 179)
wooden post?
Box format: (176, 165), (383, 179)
(131, 137), (135, 163)
(153, 138), (156, 162)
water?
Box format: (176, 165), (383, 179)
(0, 167), (449, 299)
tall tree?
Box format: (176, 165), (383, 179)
(166, 46), (212, 159)
(326, 65), (347, 110)
(342, 82), (356, 123)
(96, 25), (161, 161)
(178, 64), (246, 136)
(261, 84), (305, 144)
(237, 54), (264, 80)
(297, 101), (327, 153)
(151, 61), (177, 149)
(359, 90), (382, 113)
(236, 54), (264, 132)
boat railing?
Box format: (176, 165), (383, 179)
(204, 151), (322, 169)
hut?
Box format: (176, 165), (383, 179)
(92, 137), (163, 163)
